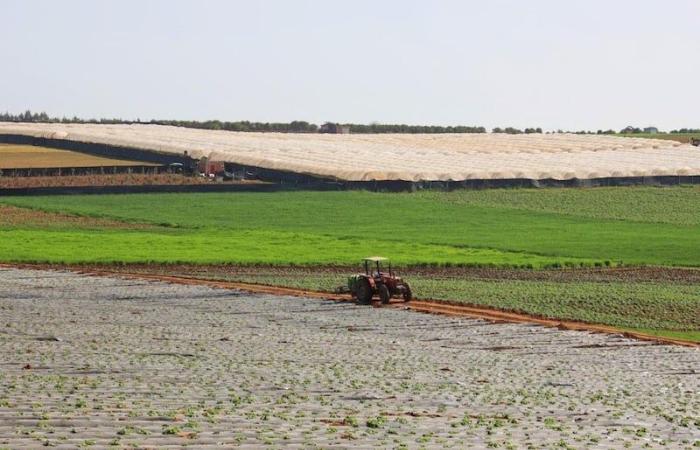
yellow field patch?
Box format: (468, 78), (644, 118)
(0, 144), (159, 169)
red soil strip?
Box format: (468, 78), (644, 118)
(0, 173), (266, 189)
(6, 264), (695, 348)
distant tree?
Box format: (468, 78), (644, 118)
(620, 126), (643, 134)
(289, 121), (317, 133)
(670, 128), (700, 134)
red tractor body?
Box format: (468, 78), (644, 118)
(348, 257), (412, 304)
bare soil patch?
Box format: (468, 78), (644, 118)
(0, 173), (264, 189)
(0, 205), (153, 229)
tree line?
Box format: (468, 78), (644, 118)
(564, 128), (700, 135)
(0, 111), (486, 134)
(345, 123), (486, 133)
(1, 111), (697, 135)
(491, 127), (542, 134)
(0, 111), (321, 133)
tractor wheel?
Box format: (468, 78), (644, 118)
(378, 284), (391, 304)
(356, 278), (373, 304)
(402, 283), (413, 302)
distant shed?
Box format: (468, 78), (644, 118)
(319, 122), (350, 134)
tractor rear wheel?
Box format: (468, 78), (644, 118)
(356, 278), (373, 304)
(402, 283), (413, 302)
(378, 284), (391, 304)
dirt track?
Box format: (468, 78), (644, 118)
(0, 267), (698, 449)
(64, 262), (700, 284)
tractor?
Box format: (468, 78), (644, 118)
(348, 257), (412, 304)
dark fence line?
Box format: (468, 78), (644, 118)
(1, 175), (698, 197)
(408, 176), (700, 190)
(227, 161), (700, 190)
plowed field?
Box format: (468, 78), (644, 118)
(1, 268), (697, 449)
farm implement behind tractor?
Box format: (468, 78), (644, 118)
(347, 257), (412, 304)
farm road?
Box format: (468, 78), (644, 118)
(0, 268), (697, 449)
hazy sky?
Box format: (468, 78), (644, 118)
(2, 0), (699, 130)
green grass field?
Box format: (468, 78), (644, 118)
(1, 186), (699, 267)
(1, 186), (698, 340)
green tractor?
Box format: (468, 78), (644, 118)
(348, 257), (413, 304)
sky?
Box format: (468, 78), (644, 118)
(2, 0), (699, 131)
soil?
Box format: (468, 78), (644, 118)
(54, 262), (700, 284)
(0, 173), (264, 189)
(0, 205), (154, 229)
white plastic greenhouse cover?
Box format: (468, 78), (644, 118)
(0, 123), (698, 182)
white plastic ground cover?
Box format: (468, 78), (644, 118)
(0, 123), (698, 181)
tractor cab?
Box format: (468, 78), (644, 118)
(363, 256), (392, 279)
(349, 256), (413, 304)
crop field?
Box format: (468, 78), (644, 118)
(1, 186), (699, 266)
(0, 268), (698, 449)
(0, 144), (158, 169)
(418, 186), (700, 226)
(1, 185), (698, 341)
